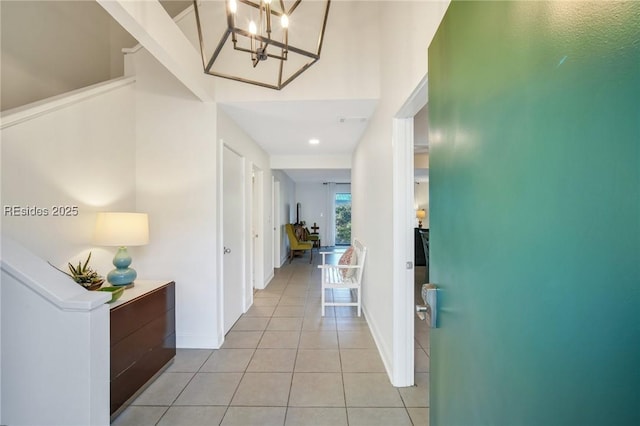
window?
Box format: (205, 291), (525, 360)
(335, 193), (351, 245)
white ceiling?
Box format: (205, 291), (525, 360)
(220, 99), (377, 183)
(220, 99), (378, 156)
(156, 1), (376, 184)
(284, 168), (352, 184)
(159, 1), (191, 18)
(221, 99), (431, 184)
(159, 1), (428, 185)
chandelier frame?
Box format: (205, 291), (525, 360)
(193, 0), (331, 90)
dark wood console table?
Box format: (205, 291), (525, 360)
(110, 280), (176, 419)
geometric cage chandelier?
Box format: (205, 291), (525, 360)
(193, 0), (331, 90)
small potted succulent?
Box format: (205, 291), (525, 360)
(50, 252), (104, 290)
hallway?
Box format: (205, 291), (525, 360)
(112, 252), (429, 425)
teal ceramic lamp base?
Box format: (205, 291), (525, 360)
(107, 246), (137, 288)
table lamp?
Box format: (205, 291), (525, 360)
(416, 209), (426, 228)
(94, 212), (149, 288)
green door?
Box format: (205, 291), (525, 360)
(428, 2), (639, 425)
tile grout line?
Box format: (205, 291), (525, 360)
(118, 254), (427, 426)
(283, 273), (300, 426)
(152, 349), (216, 425)
(334, 286), (352, 426)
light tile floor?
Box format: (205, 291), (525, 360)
(113, 252), (430, 426)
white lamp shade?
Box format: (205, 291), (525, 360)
(94, 212), (149, 247)
(416, 210), (427, 220)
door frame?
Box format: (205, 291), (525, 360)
(251, 166), (265, 291)
(272, 177), (281, 268)
(216, 138), (224, 343)
(391, 75), (428, 386)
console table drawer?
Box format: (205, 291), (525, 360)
(111, 310), (175, 380)
(110, 334), (175, 414)
(110, 281), (176, 418)
(111, 284), (175, 343)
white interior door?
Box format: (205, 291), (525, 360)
(223, 146), (245, 333)
(273, 179), (281, 267)
(251, 167), (264, 290)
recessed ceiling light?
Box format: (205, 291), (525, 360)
(338, 116), (368, 123)
(309, 139), (320, 145)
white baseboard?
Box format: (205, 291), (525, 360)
(177, 333), (222, 349)
(362, 304), (394, 384)
(263, 272), (276, 288)
(262, 272), (275, 288)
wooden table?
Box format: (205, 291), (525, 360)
(110, 280), (176, 419)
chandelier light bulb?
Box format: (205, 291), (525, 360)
(249, 21), (257, 35)
(264, 0), (272, 4)
(281, 14), (289, 28)
(228, 0), (237, 14)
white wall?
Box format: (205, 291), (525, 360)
(217, 108), (273, 288)
(173, 0), (380, 103)
(1, 78), (137, 275)
(295, 182), (326, 230)
(0, 3), (452, 406)
(1, 239), (110, 426)
(110, 18), (137, 78)
(295, 182), (351, 247)
(0, 0), (134, 111)
(132, 49), (220, 348)
(0, 77), (135, 425)
(351, 0), (450, 382)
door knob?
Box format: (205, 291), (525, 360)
(416, 283), (438, 328)
(416, 304), (428, 321)
(224, 247), (231, 254)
